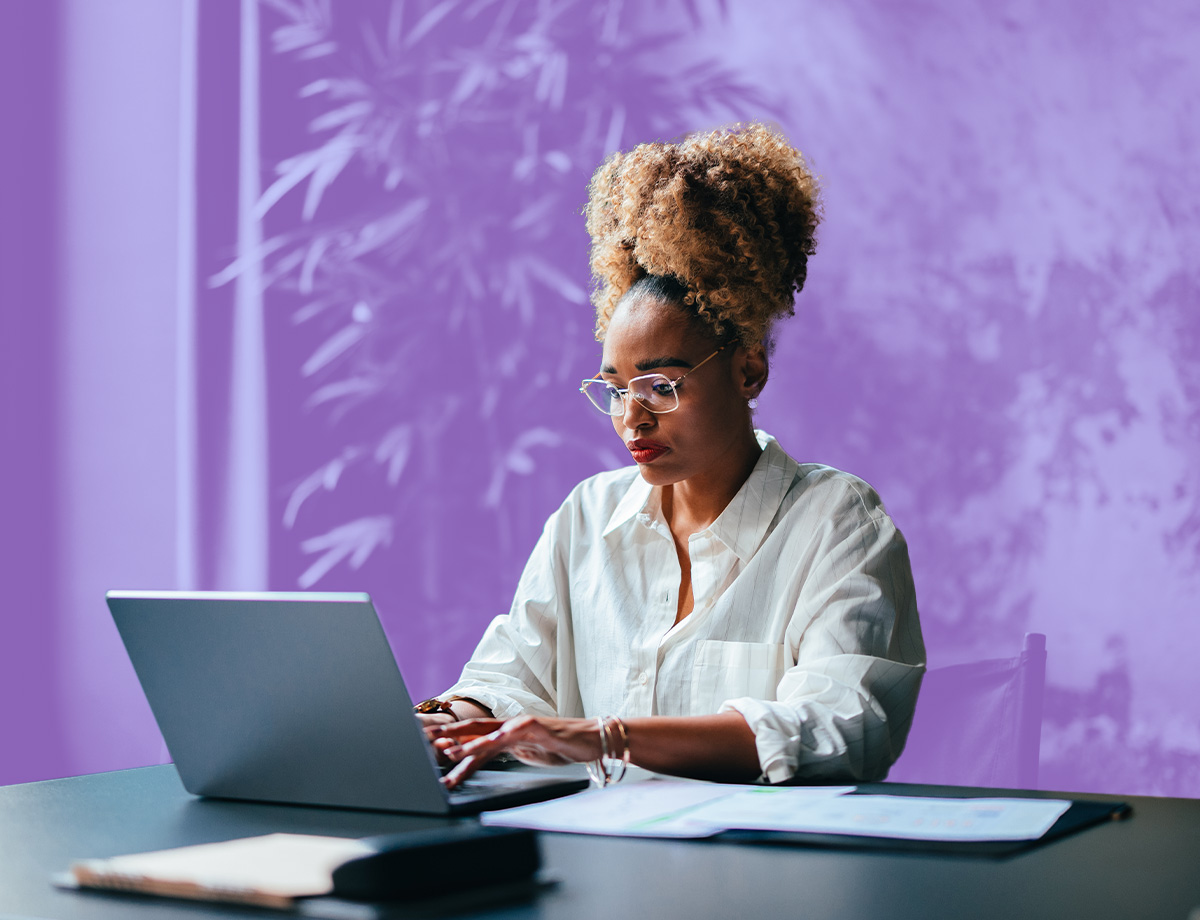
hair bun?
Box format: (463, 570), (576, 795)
(585, 122), (822, 346)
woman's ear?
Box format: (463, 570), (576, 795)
(735, 344), (769, 399)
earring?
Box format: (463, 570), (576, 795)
(747, 397), (758, 410)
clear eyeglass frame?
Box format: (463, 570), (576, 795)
(579, 345), (726, 417)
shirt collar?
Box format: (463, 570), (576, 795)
(602, 431), (796, 560)
(706, 432), (795, 563)
(603, 472), (654, 537)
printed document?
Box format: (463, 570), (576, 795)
(482, 781), (853, 837)
(482, 781), (1071, 842)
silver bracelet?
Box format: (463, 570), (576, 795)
(584, 717), (607, 787)
(606, 716), (630, 784)
(584, 716), (632, 788)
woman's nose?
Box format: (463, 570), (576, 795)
(620, 394), (655, 429)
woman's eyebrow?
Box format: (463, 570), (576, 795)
(600, 356), (693, 375)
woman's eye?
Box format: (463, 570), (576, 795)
(651, 382), (674, 397)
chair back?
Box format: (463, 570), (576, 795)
(887, 633), (1046, 789)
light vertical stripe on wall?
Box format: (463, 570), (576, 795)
(218, 0), (269, 589)
(175, 0), (198, 592)
(59, 0), (186, 773)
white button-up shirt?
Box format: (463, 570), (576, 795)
(444, 431), (925, 783)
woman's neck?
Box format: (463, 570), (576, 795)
(662, 430), (762, 536)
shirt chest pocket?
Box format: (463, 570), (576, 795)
(690, 640), (788, 715)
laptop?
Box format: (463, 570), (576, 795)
(106, 590), (589, 815)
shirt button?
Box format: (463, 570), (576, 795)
(639, 672), (649, 686)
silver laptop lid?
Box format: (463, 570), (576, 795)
(106, 590), (453, 814)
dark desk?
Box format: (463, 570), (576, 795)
(2, 766), (1199, 920)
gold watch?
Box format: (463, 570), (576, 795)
(414, 698), (457, 718)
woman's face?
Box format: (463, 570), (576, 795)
(599, 295), (765, 491)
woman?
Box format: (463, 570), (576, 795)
(419, 123), (925, 788)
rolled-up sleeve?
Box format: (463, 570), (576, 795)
(721, 484), (925, 783)
(441, 512), (568, 721)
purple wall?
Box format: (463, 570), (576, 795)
(2, 0), (1198, 798)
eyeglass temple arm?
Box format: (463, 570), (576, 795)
(668, 344), (726, 386)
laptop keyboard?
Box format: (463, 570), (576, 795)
(446, 772), (550, 800)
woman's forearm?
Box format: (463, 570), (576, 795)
(447, 698), (493, 721)
(623, 711), (761, 783)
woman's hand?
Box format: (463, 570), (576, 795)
(415, 699), (495, 763)
(425, 715), (603, 789)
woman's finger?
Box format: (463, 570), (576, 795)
(448, 727), (508, 760)
(414, 711), (457, 728)
(425, 718), (505, 742)
(441, 732), (513, 787)
(443, 753), (486, 788)
(443, 722), (531, 766)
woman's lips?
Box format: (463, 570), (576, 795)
(628, 440), (669, 463)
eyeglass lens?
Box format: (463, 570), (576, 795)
(582, 375), (678, 416)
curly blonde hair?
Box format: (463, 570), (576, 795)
(584, 123), (821, 347)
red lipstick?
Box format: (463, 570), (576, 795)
(627, 439), (669, 463)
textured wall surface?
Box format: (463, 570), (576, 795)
(2, 0), (1197, 797)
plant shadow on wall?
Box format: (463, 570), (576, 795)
(216, 0), (768, 666)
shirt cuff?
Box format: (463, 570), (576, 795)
(438, 683), (547, 721)
(719, 697), (803, 784)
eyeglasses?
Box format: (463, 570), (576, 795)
(579, 346), (726, 416)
